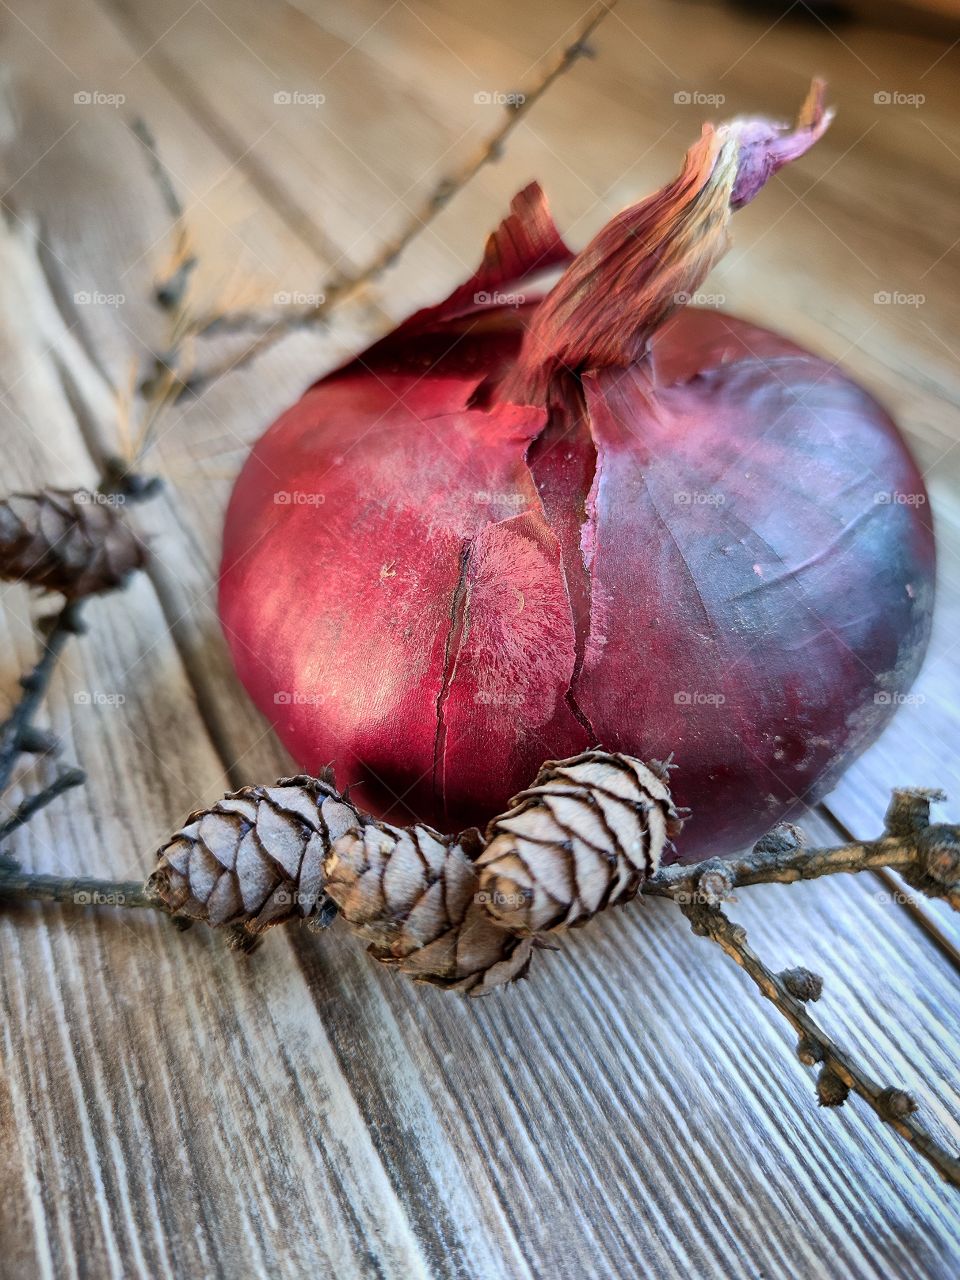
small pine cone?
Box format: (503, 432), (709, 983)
(150, 775), (359, 933)
(0, 489), (146, 597)
(324, 820), (533, 996)
(475, 751), (683, 935)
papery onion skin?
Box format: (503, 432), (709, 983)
(220, 89), (935, 861)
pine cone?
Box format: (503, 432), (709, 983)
(150, 774), (359, 933)
(147, 750), (680, 996)
(475, 751), (683, 934)
(324, 819), (533, 995)
(0, 489), (146, 597)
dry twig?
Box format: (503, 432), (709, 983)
(126, 117), (200, 464)
(679, 899), (960, 1186)
(646, 790), (960, 909)
(0, 600), (85, 794)
(0, 120), (190, 819)
(182, 1), (616, 395)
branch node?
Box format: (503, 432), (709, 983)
(753, 822), (806, 857)
(780, 967), (824, 1003)
(915, 824), (960, 889)
(101, 456), (164, 502)
(37, 605), (85, 639)
(797, 1036), (824, 1066)
(17, 726), (59, 756)
(155, 258), (197, 312)
(885, 786), (946, 837)
(816, 1067), (850, 1108)
(878, 1086), (918, 1120)
(695, 859), (735, 906)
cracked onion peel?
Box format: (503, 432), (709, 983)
(220, 82), (934, 860)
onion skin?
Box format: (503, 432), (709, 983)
(220, 89), (935, 861)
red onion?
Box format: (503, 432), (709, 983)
(221, 83), (934, 859)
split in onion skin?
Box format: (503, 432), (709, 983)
(220, 83), (935, 861)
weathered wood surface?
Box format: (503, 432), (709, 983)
(1, 1), (959, 1276)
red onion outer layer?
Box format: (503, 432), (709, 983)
(220, 86), (934, 860)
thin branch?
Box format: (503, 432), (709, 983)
(0, 862), (163, 913)
(184, 1), (616, 395)
(129, 119), (187, 225)
(127, 117), (200, 465)
(0, 121), (190, 848)
(647, 833), (925, 896)
(645, 796), (960, 912)
(128, 118), (197, 313)
(679, 898), (960, 1188)
(16, 725), (60, 756)
(0, 600), (85, 794)
(0, 768), (86, 840)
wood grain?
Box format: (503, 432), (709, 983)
(1, 1), (960, 1276)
